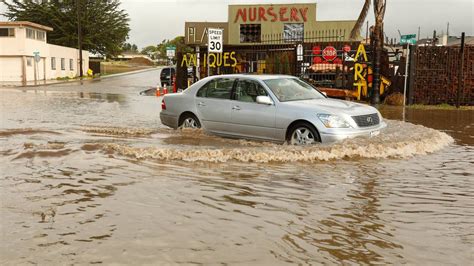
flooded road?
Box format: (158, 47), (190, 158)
(1, 70), (473, 265)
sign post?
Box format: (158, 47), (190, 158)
(166, 45), (176, 87)
(207, 28), (223, 76)
(166, 45), (176, 59)
(322, 46), (337, 61)
(403, 44), (410, 121)
(33, 51), (40, 84)
(296, 44), (303, 61)
(400, 34), (417, 45)
(208, 28), (223, 53)
(196, 46), (200, 80)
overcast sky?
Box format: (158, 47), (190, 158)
(2, 0), (473, 49)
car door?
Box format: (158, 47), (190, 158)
(194, 78), (235, 133)
(230, 79), (277, 140)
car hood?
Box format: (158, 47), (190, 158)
(281, 98), (378, 116)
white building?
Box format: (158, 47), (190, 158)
(0, 21), (89, 84)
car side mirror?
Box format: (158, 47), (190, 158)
(256, 96), (273, 105)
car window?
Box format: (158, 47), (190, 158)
(196, 78), (234, 99)
(235, 79), (267, 103)
(264, 78), (325, 102)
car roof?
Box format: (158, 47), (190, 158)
(204, 74), (296, 81)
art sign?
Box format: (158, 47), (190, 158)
(352, 43), (390, 100)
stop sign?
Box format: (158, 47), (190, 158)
(322, 46), (337, 61)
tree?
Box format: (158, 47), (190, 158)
(121, 42), (139, 53)
(349, 0), (371, 40)
(4, 0), (130, 57)
(141, 45), (158, 59)
(157, 36), (193, 62)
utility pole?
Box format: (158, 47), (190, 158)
(371, 26), (381, 105)
(76, 0), (83, 78)
(402, 44), (410, 121)
(456, 32), (465, 108)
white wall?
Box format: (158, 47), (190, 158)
(0, 25), (89, 82)
(46, 44), (89, 80)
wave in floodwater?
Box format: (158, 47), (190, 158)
(0, 128), (61, 137)
(81, 126), (158, 137)
(83, 120), (454, 163)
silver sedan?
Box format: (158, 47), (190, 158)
(160, 74), (386, 145)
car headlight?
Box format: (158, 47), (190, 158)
(317, 114), (351, 128)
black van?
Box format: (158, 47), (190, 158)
(160, 67), (176, 86)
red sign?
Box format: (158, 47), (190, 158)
(313, 57), (322, 64)
(234, 6), (309, 23)
(333, 58), (343, 64)
(312, 46), (321, 55)
(322, 46), (337, 61)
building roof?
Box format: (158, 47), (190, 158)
(0, 21), (53, 32)
(416, 35), (474, 47)
(447, 36), (474, 46)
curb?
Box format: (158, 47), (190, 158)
(0, 67), (159, 88)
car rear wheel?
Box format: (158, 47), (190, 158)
(288, 122), (320, 145)
(179, 113), (201, 129)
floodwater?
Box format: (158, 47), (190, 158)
(1, 70), (473, 265)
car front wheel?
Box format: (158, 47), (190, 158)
(288, 122), (320, 145)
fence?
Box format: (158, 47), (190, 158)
(177, 30), (407, 102)
(177, 30), (378, 93)
(409, 45), (474, 105)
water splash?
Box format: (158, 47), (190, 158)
(81, 126), (158, 137)
(86, 121), (454, 163)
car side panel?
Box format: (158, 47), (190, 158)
(194, 97), (232, 133)
(230, 101), (277, 140)
(274, 104), (326, 141)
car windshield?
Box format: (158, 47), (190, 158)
(264, 78), (325, 102)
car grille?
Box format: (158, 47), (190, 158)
(352, 113), (380, 127)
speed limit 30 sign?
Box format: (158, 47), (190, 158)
(208, 28), (223, 53)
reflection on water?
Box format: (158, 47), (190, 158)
(380, 105), (473, 146)
(77, 91), (128, 103)
(1, 72), (473, 265)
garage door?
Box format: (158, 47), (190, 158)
(0, 57), (22, 82)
